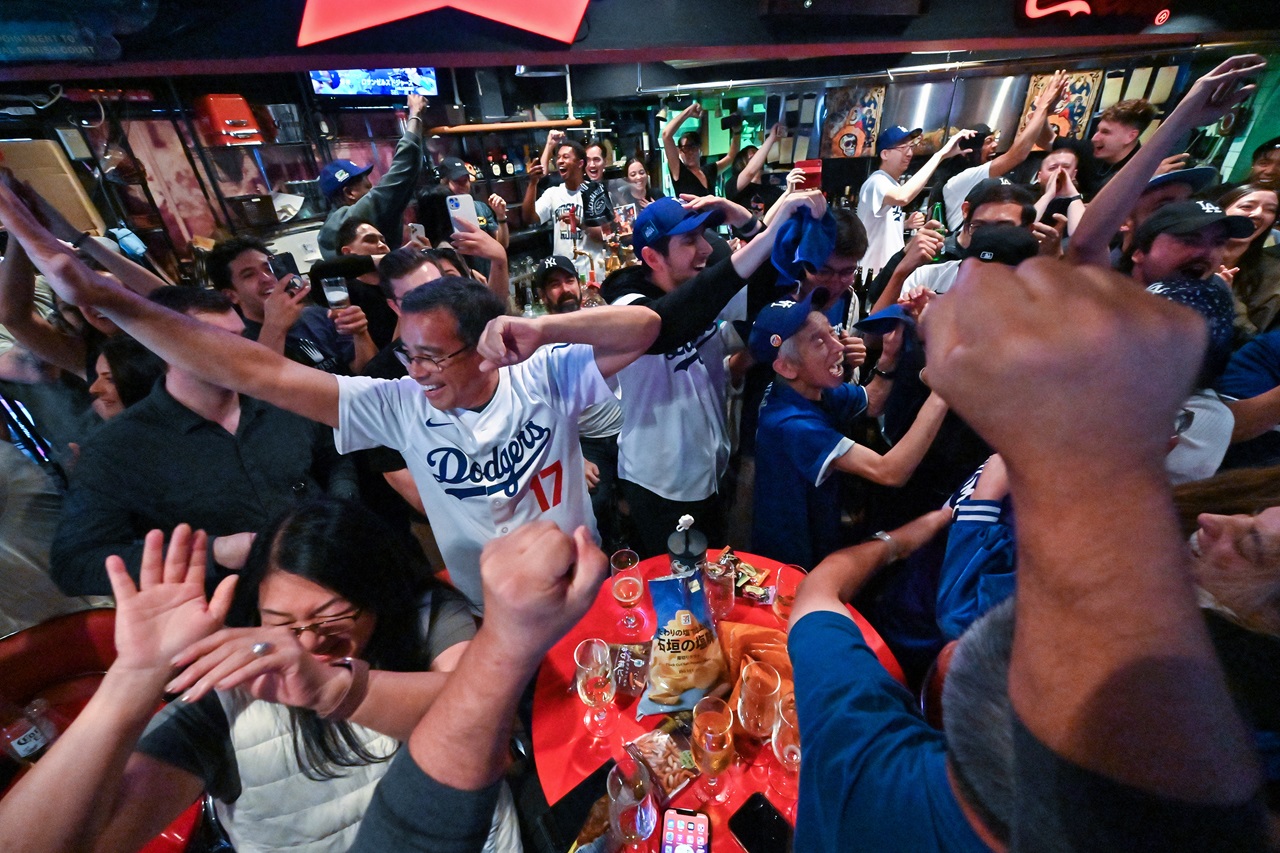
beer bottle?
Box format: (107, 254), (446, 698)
(929, 201), (948, 262)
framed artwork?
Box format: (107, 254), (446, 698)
(1020, 70), (1104, 141)
(821, 85), (886, 158)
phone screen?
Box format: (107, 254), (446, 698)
(661, 808), (709, 853)
(446, 193), (481, 233)
(727, 792), (792, 853)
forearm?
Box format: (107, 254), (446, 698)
(350, 331), (378, 375)
(495, 221), (510, 248)
(864, 372), (895, 418)
(344, 670), (449, 742)
(887, 151), (945, 207)
(1226, 389), (1280, 441)
(406, 631), (536, 790)
(383, 468), (426, 515)
(737, 137), (774, 191)
(537, 304), (659, 356)
(871, 264), (913, 314)
(874, 393), (946, 485)
(310, 255), (376, 282)
(521, 182), (538, 225)
(0, 666), (165, 852)
(256, 321), (289, 357)
(484, 257), (510, 305)
(989, 113), (1046, 178)
(1006, 461), (1259, 803)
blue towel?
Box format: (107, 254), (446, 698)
(770, 208), (837, 287)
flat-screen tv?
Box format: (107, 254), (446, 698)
(309, 68), (438, 97)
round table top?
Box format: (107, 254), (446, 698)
(531, 549), (903, 851)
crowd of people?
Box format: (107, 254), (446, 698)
(0, 52), (1278, 851)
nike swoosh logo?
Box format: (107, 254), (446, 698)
(424, 419), (451, 428)
(1024, 0), (1092, 18)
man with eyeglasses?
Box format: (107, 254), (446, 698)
(857, 125), (975, 275)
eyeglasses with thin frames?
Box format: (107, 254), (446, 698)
(394, 343), (472, 371)
(278, 608), (363, 639)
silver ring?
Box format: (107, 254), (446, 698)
(250, 642), (273, 657)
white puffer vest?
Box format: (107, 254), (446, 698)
(213, 691), (523, 852)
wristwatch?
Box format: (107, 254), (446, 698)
(871, 367), (897, 380)
(868, 530), (902, 562)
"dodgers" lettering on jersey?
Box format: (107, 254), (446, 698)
(425, 418), (552, 499)
(665, 323), (719, 373)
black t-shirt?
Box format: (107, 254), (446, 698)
(670, 159), (719, 198)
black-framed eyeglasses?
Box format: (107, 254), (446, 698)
(281, 608), (363, 638)
(394, 343), (472, 371)
(812, 264), (859, 281)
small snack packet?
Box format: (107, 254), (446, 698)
(610, 642), (651, 697)
(627, 719), (697, 801)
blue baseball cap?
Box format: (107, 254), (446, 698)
(877, 125), (922, 154)
(632, 197), (726, 257)
(748, 287), (832, 365)
(319, 159), (374, 198)
(1143, 165), (1219, 196)
(854, 304), (916, 335)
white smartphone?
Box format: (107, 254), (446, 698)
(446, 193), (481, 233)
(407, 222), (426, 242)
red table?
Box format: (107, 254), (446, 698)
(531, 551), (903, 851)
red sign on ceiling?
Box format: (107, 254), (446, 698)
(298, 0), (591, 46)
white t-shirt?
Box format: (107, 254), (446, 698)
(942, 163), (992, 232)
(334, 344), (611, 607)
(534, 183), (606, 277)
(903, 260), (961, 295)
(857, 169), (907, 274)
(612, 292), (745, 502)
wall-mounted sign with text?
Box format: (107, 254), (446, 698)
(1016, 0), (1173, 24)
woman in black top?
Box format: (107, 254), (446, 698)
(661, 102), (740, 198)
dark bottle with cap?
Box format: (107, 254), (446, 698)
(929, 201), (948, 262)
(667, 514), (707, 577)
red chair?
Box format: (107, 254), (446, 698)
(920, 640), (959, 730)
(0, 608), (202, 852)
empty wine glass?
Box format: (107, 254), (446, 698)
(737, 660), (781, 774)
(769, 692), (801, 805)
(610, 549), (645, 639)
(700, 560), (735, 623)
(607, 756), (658, 852)
(691, 695), (735, 804)
(574, 638), (616, 739)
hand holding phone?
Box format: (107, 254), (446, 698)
(447, 193), (481, 234)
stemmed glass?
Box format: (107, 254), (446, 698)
(737, 660), (781, 774)
(769, 692), (801, 811)
(607, 756), (658, 852)
(573, 638), (616, 739)
(610, 549), (645, 639)
(691, 696), (735, 804)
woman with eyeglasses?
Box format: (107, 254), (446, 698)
(661, 102), (741, 199)
(0, 498), (521, 853)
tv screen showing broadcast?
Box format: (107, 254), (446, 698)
(309, 68), (438, 97)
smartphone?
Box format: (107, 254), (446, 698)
(268, 252), (299, 279)
(795, 159), (823, 191)
(446, 193), (481, 234)
(282, 274), (305, 295)
(407, 222), (426, 242)
(661, 807), (709, 853)
(728, 792), (792, 853)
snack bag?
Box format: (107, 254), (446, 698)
(637, 573), (726, 716)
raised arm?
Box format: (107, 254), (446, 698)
(923, 256), (1261, 815)
(833, 392), (947, 486)
(477, 303), (660, 379)
(345, 95), (426, 232)
(0, 239), (88, 377)
(539, 129), (565, 178)
(736, 124), (785, 193)
(1069, 54), (1265, 267)
(0, 179), (340, 427)
(521, 162), (545, 227)
(714, 125), (743, 174)
(447, 218), (511, 302)
(662, 103), (701, 183)
(0, 527), (236, 853)
(988, 71), (1066, 179)
(881, 130), (976, 209)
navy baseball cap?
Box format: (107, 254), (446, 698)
(319, 159), (373, 198)
(536, 255), (578, 289)
(877, 125), (922, 154)
(1143, 165), (1219, 196)
(964, 224), (1040, 266)
(438, 156), (472, 183)
(632, 197), (725, 257)
(748, 287), (831, 365)
(854, 303), (916, 335)
(1135, 199), (1254, 247)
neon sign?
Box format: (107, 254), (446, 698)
(1018, 0), (1169, 22)
(298, 0), (591, 47)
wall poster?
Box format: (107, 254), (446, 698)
(821, 85), (886, 158)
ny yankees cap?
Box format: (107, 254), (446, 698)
(536, 255), (578, 289)
(747, 287), (831, 365)
(632, 197), (726, 257)
(1135, 199), (1254, 246)
(319, 159), (374, 197)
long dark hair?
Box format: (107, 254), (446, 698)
(1210, 183), (1278, 275)
(232, 498), (446, 779)
(99, 334), (164, 408)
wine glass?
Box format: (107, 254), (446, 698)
(769, 692), (801, 807)
(573, 638), (616, 739)
(610, 549), (645, 639)
(737, 660), (781, 773)
(700, 560), (735, 623)
(691, 696), (735, 805)
(607, 756), (658, 852)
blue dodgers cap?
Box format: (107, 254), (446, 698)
(319, 159), (374, 197)
(631, 197), (726, 257)
(1143, 165), (1219, 196)
(877, 125), (922, 154)
(748, 287), (831, 364)
(854, 303), (916, 335)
